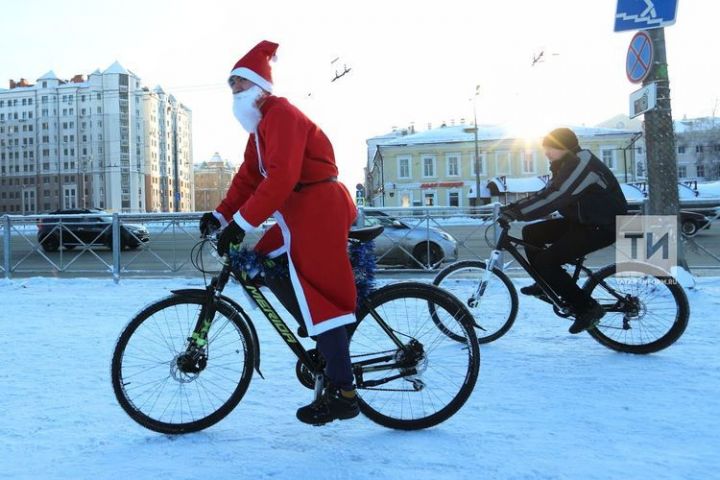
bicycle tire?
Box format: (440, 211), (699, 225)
(111, 294), (255, 434)
(582, 262), (690, 354)
(433, 260), (519, 344)
(350, 282), (480, 430)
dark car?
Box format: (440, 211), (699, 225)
(625, 205), (711, 237)
(359, 210), (458, 267)
(37, 208), (150, 252)
(679, 210), (711, 237)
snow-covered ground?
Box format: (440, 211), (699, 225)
(1, 275), (718, 480)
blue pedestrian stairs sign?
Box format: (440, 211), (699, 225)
(615, 0), (678, 32)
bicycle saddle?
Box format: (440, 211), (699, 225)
(349, 225), (384, 243)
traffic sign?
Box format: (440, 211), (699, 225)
(629, 82), (657, 118)
(615, 0), (678, 32)
(626, 31), (653, 83)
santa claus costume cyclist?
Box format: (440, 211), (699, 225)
(199, 40), (360, 425)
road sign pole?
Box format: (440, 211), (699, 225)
(642, 27), (688, 270)
(644, 28), (677, 214)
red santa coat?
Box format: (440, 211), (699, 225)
(215, 96), (357, 336)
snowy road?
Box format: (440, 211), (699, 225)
(1, 276), (718, 480)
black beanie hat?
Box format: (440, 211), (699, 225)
(542, 127), (580, 152)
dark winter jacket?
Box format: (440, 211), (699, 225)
(511, 150), (628, 226)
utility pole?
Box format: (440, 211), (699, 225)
(472, 85), (481, 209)
(643, 28), (678, 216)
(642, 27), (688, 271)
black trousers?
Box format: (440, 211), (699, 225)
(522, 218), (616, 309)
(264, 258), (354, 391)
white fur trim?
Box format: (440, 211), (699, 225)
(232, 211), (259, 232)
(274, 212), (315, 335)
(266, 245), (288, 258)
(309, 313), (356, 336)
(229, 67), (273, 93)
(212, 210), (228, 228)
(273, 211), (355, 337)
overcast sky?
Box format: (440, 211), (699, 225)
(3, 0), (716, 187)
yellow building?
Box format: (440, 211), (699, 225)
(365, 124), (641, 207)
(193, 153), (237, 212)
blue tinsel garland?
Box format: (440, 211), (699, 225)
(229, 241), (377, 303)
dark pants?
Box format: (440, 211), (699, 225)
(522, 218), (616, 309)
(316, 327), (354, 391)
(264, 260), (354, 391)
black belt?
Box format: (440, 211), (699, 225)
(294, 176), (338, 192)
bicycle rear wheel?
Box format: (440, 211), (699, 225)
(433, 260), (518, 343)
(111, 295), (255, 434)
(350, 282), (480, 430)
(583, 263), (690, 354)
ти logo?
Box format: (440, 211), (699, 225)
(616, 215), (677, 275)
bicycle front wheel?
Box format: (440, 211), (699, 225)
(433, 260), (518, 343)
(111, 295), (255, 434)
(583, 263), (690, 354)
(350, 282), (480, 430)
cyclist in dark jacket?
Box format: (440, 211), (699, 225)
(500, 127), (628, 334)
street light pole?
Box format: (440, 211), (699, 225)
(473, 85), (481, 208)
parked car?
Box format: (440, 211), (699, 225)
(358, 210), (458, 267)
(37, 208), (150, 252)
(625, 205), (711, 237)
(679, 210), (711, 237)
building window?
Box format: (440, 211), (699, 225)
(521, 151), (536, 174)
(422, 155), (436, 178)
(423, 191), (436, 206)
(495, 151), (510, 175)
(678, 145), (686, 154)
(678, 165), (687, 178)
(696, 145), (704, 153)
(471, 152), (486, 176)
(601, 148), (616, 170)
(697, 164), (705, 178)
(446, 153), (460, 177)
(448, 191), (460, 207)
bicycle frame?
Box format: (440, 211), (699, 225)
(181, 251), (421, 395)
(484, 220), (596, 313)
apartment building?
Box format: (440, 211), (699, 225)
(0, 62), (193, 214)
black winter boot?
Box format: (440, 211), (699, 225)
(568, 299), (604, 334)
(296, 386), (360, 426)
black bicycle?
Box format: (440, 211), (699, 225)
(111, 226), (480, 434)
(432, 217), (689, 354)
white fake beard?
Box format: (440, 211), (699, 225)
(232, 85), (264, 133)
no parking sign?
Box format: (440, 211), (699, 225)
(626, 31), (653, 83)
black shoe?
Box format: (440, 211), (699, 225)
(569, 300), (605, 334)
(520, 283), (550, 302)
(520, 283), (544, 297)
(296, 387), (360, 426)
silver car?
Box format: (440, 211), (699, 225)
(359, 210), (458, 268)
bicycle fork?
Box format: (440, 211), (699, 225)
(470, 249), (502, 308)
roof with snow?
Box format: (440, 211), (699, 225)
(697, 181), (720, 198)
(103, 61), (129, 75)
(488, 176), (547, 194)
(372, 124), (640, 147)
(621, 183), (646, 201)
(37, 70), (59, 81)
(674, 117), (720, 134)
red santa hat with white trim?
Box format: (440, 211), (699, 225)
(229, 40), (279, 93)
